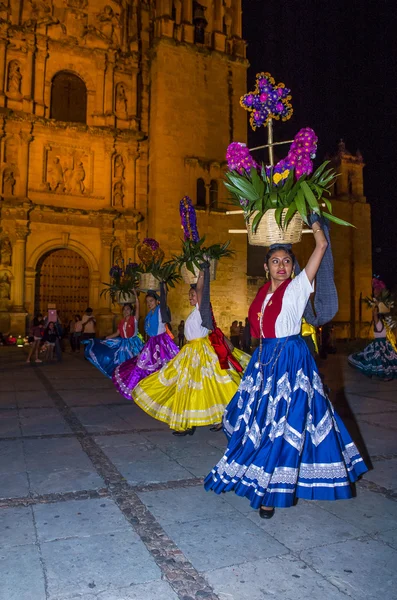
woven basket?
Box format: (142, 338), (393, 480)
(247, 209), (303, 246)
(139, 273), (160, 291)
(116, 292), (136, 305)
(180, 259), (218, 285)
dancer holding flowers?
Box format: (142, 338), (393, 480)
(131, 197), (246, 435)
(348, 277), (397, 380)
(205, 71), (367, 517)
(83, 296), (144, 379)
(113, 284), (179, 398)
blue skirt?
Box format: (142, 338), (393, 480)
(204, 335), (367, 509)
(82, 335), (144, 379)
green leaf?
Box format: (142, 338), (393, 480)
(251, 211), (263, 233)
(322, 212), (354, 227)
(322, 197), (332, 213)
(250, 167), (265, 197)
(301, 181), (320, 212)
(275, 206), (284, 226)
(295, 189), (308, 224)
(312, 160), (330, 180)
(283, 201), (297, 228)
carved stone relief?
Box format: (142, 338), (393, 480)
(0, 238), (12, 266)
(84, 4), (122, 48)
(112, 245), (123, 265)
(0, 271), (10, 301)
(24, 0), (60, 29)
(2, 168), (16, 196)
(7, 60), (22, 96)
(45, 147), (91, 195)
(112, 154), (125, 208)
(115, 82), (128, 117)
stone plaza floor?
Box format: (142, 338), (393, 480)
(0, 345), (396, 600)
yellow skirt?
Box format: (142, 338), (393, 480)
(232, 347), (251, 370)
(132, 337), (243, 431)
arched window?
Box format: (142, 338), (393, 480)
(193, 1), (207, 43)
(209, 179), (218, 208)
(196, 178), (206, 207)
(50, 71), (87, 124)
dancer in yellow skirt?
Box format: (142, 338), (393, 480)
(132, 270), (244, 436)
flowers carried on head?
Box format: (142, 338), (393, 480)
(240, 72), (293, 130)
(364, 277), (395, 318)
(224, 128), (352, 232)
(101, 260), (141, 303)
(174, 196), (234, 275)
(225, 71), (353, 237)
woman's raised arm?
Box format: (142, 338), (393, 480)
(305, 221), (328, 284)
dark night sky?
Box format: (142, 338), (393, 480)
(242, 0), (396, 287)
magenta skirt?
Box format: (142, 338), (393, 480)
(112, 332), (179, 399)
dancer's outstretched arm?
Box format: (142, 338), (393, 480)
(305, 222), (328, 284)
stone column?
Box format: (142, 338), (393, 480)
(182, 0), (193, 22)
(24, 266), (36, 317)
(232, 0), (242, 37)
(99, 231), (114, 312)
(11, 226), (28, 312)
(125, 231), (139, 264)
(34, 37), (48, 117)
(93, 51), (105, 116)
(104, 51), (116, 116)
(0, 36), (7, 107)
(18, 131), (33, 199)
(22, 41), (34, 99)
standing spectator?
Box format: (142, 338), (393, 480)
(230, 320), (240, 348)
(26, 317), (44, 364)
(43, 322), (60, 361)
(81, 307), (96, 341)
(177, 320), (185, 348)
(242, 317), (251, 353)
(54, 313), (64, 361)
(238, 321), (244, 348)
(69, 314), (82, 353)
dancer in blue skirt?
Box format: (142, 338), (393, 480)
(83, 296), (144, 378)
(204, 218), (367, 519)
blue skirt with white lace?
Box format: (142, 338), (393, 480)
(82, 335), (144, 379)
(204, 335), (367, 509)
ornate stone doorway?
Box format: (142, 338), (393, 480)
(35, 249), (89, 320)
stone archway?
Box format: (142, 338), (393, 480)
(34, 248), (89, 321)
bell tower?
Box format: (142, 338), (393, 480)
(147, 0), (249, 328)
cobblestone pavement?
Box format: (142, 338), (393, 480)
(1, 346), (396, 600)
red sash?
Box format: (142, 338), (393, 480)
(248, 278), (292, 338)
(208, 306), (243, 373)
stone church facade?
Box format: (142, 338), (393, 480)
(0, 0), (371, 338)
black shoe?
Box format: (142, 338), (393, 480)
(259, 506), (275, 519)
(210, 424), (223, 432)
(172, 427), (196, 437)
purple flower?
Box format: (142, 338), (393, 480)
(240, 72), (293, 130)
(179, 196), (200, 242)
(125, 262), (139, 274)
(110, 265), (123, 278)
(143, 238), (160, 251)
(226, 142), (259, 175)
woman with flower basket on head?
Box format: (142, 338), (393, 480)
(83, 293), (144, 379)
(348, 277), (397, 381)
(113, 285), (180, 398)
(131, 197), (248, 436)
(204, 72), (367, 518)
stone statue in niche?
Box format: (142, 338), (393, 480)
(0, 273), (10, 300)
(115, 83), (128, 116)
(7, 61), (22, 95)
(0, 239), (12, 267)
(113, 181), (124, 207)
(4, 137), (19, 165)
(0, 1), (10, 21)
(2, 169), (16, 196)
(113, 246), (123, 265)
(114, 155), (125, 180)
